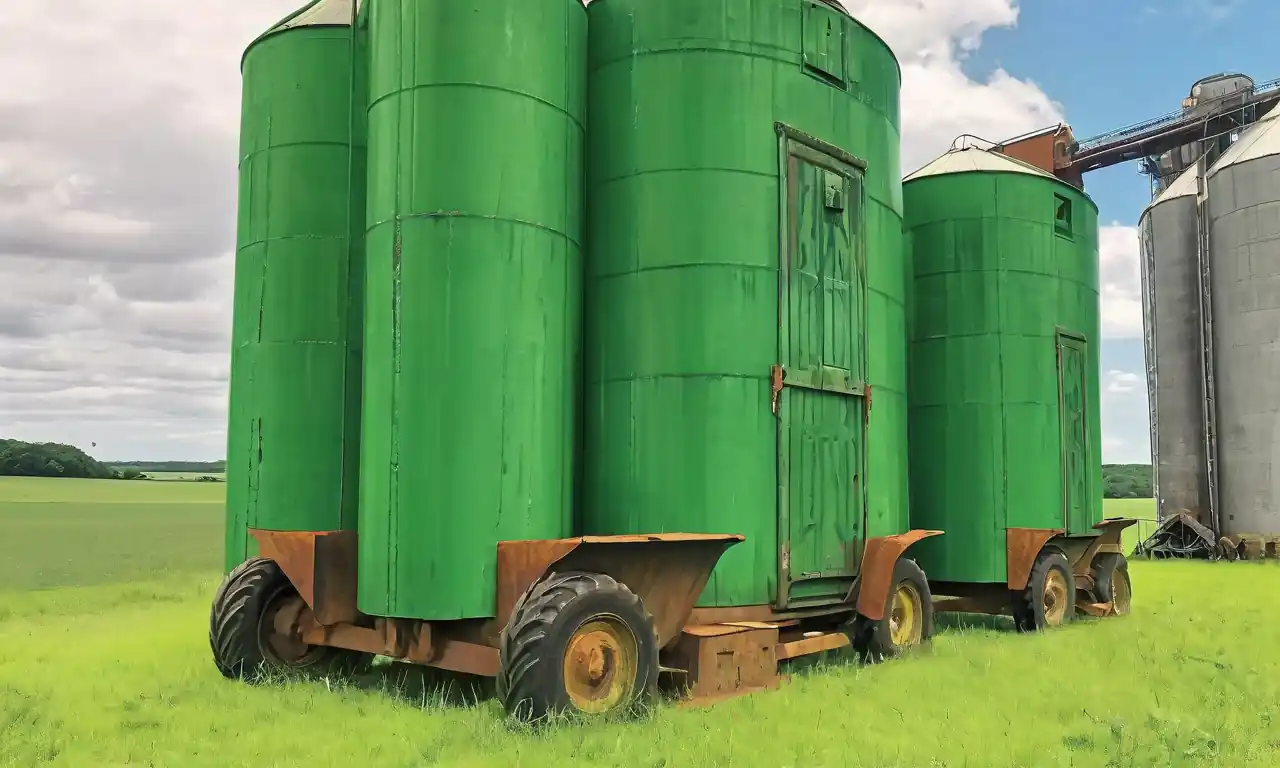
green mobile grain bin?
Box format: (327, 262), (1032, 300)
(584, 0), (935, 651)
(905, 145), (1133, 629)
(224, 0), (366, 571)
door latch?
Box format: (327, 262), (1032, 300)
(770, 364), (785, 414)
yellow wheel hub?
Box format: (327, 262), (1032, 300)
(1043, 568), (1070, 626)
(562, 616), (638, 714)
(888, 582), (924, 647)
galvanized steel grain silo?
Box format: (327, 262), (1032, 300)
(1205, 104), (1280, 538)
(356, 0), (587, 620)
(225, 0), (365, 571)
(583, 0), (912, 612)
(1139, 164), (1210, 523)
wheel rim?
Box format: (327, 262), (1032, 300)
(1042, 568), (1070, 626)
(562, 615), (638, 714)
(1112, 568), (1132, 616)
(888, 582), (924, 647)
(258, 588), (324, 668)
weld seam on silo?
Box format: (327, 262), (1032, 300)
(1139, 216), (1160, 511)
(989, 193), (1011, 544)
(338, 2), (362, 532)
(1195, 156), (1221, 535)
(594, 166), (776, 187)
(366, 82), (584, 133)
(593, 262), (777, 281)
(241, 140), (351, 160)
(389, 211), (578, 245)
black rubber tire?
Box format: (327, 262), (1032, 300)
(850, 557), (934, 663)
(1092, 553), (1132, 616)
(209, 557), (371, 681)
(496, 570), (658, 722)
(1011, 549), (1075, 632)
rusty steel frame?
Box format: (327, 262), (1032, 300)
(249, 529), (744, 678)
(852, 530), (943, 620)
(495, 533), (744, 648)
(933, 519), (1137, 620)
(251, 529), (359, 626)
(250, 527), (944, 703)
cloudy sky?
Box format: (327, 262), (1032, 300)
(0, 0), (1248, 462)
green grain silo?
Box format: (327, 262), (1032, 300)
(224, 0), (366, 570)
(905, 146), (1130, 630)
(584, 0), (929, 633)
(355, 0), (587, 621)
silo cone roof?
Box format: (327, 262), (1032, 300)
(1207, 101), (1280, 177)
(903, 146), (1058, 182)
(244, 0), (353, 66)
(1143, 163), (1200, 217)
(267, 0), (354, 35)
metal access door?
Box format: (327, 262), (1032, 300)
(774, 127), (868, 609)
(1056, 330), (1092, 534)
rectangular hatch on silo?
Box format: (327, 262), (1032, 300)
(803, 2), (847, 87)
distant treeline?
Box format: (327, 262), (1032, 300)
(0, 439), (120, 479)
(1103, 464), (1153, 499)
(0, 439), (227, 481)
(110, 460), (226, 474)
(5, 435), (1148, 497)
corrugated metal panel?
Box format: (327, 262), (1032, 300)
(583, 0), (905, 609)
(358, 0), (586, 621)
(1140, 166), (1210, 523)
(903, 146), (1057, 182)
(1206, 121), (1280, 537)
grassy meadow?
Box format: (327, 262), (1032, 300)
(1, 477), (1277, 767)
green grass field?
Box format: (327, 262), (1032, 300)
(1, 478), (1276, 767)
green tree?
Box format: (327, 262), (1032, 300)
(0, 439), (118, 479)
(1102, 464), (1152, 499)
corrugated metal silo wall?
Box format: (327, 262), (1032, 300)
(1140, 194), (1210, 521)
(357, 0), (586, 621)
(1207, 150), (1280, 537)
(583, 0), (906, 609)
(225, 12), (363, 572)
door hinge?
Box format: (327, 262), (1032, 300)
(771, 364), (785, 414)
(865, 383), (873, 420)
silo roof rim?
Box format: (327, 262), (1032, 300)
(1207, 100), (1280, 177)
(269, 0), (353, 32)
(1144, 164), (1200, 212)
(903, 146), (1058, 182)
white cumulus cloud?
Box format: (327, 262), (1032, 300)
(1105, 369), (1143, 394)
(1098, 224), (1144, 339)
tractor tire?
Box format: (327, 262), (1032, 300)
(1091, 552), (1132, 617)
(209, 556), (371, 681)
(1011, 549), (1075, 632)
(497, 570), (658, 722)
(850, 557), (934, 663)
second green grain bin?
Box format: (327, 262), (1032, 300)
(225, 0), (365, 571)
(584, 0), (914, 611)
(905, 145), (1130, 630)
(357, 0), (587, 620)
